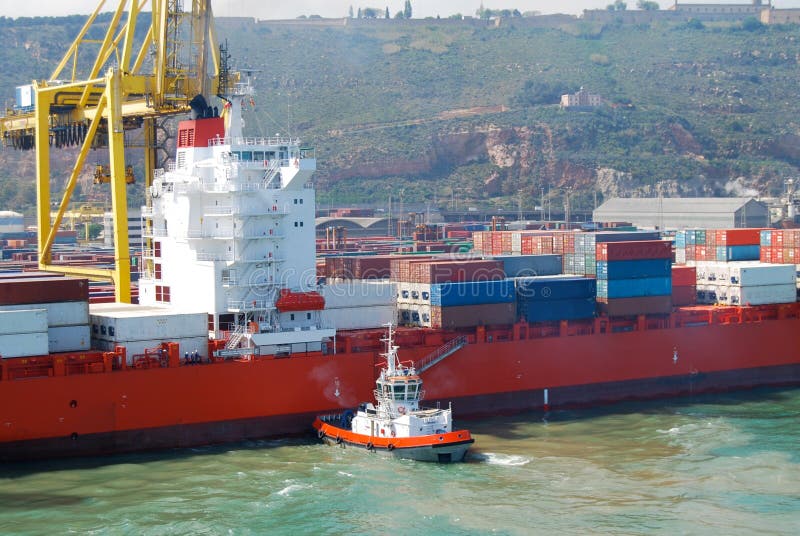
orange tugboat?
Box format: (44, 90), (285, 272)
(313, 324), (474, 463)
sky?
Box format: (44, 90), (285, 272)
(2, 1), (800, 20)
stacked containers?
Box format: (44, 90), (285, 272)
(515, 275), (596, 323)
(694, 261), (796, 305)
(0, 275), (91, 353)
(676, 228), (762, 264)
(671, 265), (697, 306)
(760, 229), (800, 266)
(485, 254), (562, 278)
(429, 279), (517, 329)
(596, 240), (673, 316)
(0, 309), (49, 358)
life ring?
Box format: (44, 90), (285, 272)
(317, 429), (325, 439)
(366, 442), (373, 451)
(390, 430), (396, 438)
(387, 443), (395, 451)
(397, 406), (406, 415)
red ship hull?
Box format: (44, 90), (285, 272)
(2, 305), (800, 461)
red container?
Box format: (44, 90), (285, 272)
(671, 286), (696, 306)
(430, 302), (517, 329)
(596, 240), (672, 261)
(275, 290), (325, 312)
(596, 295), (672, 316)
(0, 277), (89, 305)
(715, 228), (762, 246)
(354, 256), (393, 279)
(410, 260), (504, 284)
(671, 266), (697, 287)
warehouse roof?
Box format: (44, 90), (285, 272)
(595, 197), (763, 214)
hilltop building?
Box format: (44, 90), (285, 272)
(668, 1), (770, 20)
(560, 88), (602, 110)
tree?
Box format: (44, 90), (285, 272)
(615, 0), (627, 10)
(385, 7), (390, 19)
(637, 0), (659, 10)
(357, 7), (362, 18)
(348, 5), (354, 18)
(404, 0), (412, 19)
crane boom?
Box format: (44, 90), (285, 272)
(0, 0), (230, 303)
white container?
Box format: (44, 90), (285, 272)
(694, 261), (731, 283)
(398, 304), (432, 327)
(320, 305), (395, 331)
(49, 325), (91, 353)
(1, 301), (90, 328)
(0, 332), (49, 358)
(696, 283), (719, 305)
(511, 232), (522, 254)
(726, 284), (797, 306)
(0, 309), (48, 336)
(395, 282), (431, 304)
(89, 303), (207, 342)
(322, 280), (396, 308)
(92, 335), (208, 365)
(728, 263), (795, 287)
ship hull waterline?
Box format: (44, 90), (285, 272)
(2, 318), (800, 462)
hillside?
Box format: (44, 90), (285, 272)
(2, 15), (800, 214)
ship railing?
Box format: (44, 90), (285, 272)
(140, 206), (155, 218)
(209, 135), (300, 147)
(227, 299), (276, 312)
(142, 227), (168, 238)
(196, 252), (235, 262)
(203, 206), (234, 216)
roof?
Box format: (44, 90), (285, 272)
(595, 197), (764, 214)
(0, 211), (23, 217)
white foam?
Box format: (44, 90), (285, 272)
(337, 471), (354, 477)
(276, 483), (311, 496)
(474, 452), (531, 466)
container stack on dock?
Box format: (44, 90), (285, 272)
(760, 229), (800, 266)
(484, 254), (562, 277)
(515, 275), (596, 323)
(675, 228), (761, 264)
(0, 274), (91, 357)
(595, 240), (673, 316)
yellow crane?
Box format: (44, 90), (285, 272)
(0, 0), (228, 302)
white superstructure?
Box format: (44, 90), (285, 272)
(139, 82), (333, 354)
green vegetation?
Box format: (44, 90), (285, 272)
(1, 14), (800, 214)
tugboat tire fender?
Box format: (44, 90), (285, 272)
(387, 443), (395, 451)
(317, 429), (325, 439)
(335, 436), (343, 444)
(366, 442), (373, 451)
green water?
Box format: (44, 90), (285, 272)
(2, 388), (799, 535)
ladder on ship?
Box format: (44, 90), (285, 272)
(226, 324), (248, 349)
(415, 335), (468, 374)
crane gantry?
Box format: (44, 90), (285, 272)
(0, 0), (228, 302)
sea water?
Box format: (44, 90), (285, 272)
(1, 387), (799, 535)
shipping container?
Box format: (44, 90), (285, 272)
(714, 228), (762, 246)
(398, 304), (432, 327)
(321, 280), (396, 308)
(520, 297), (596, 323)
(48, 325), (91, 353)
(726, 284), (797, 306)
(671, 266), (697, 287)
(89, 303), (208, 342)
(410, 260), (504, 284)
(430, 280), (516, 307)
(596, 277), (672, 299)
(715, 245), (760, 262)
(671, 285), (697, 306)
(0, 277), (89, 305)
(319, 305), (395, 331)
(597, 295), (672, 316)
(486, 254), (562, 278)
(728, 263), (796, 286)
(515, 275), (596, 301)
(0, 332), (49, 358)
(0, 300), (91, 328)
(596, 240), (672, 261)
(596, 259), (671, 280)
(430, 302), (516, 329)
(0, 308), (48, 335)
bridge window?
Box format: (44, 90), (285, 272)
(241, 151), (253, 161)
(393, 384), (405, 400)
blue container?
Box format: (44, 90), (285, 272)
(596, 277), (672, 299)
(521, 297), (596, 323)
(760, 230), (772, 247)
(488, 254), (562, 278)
(430, 279), (516, 307)
(516, 276), (597, 302)
(716, 244), (760, 262)
(596, 259), (672, 280)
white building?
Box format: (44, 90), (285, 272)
(0, 211), (24, 234)
(560, 87), (602, 109)
(593, 197), (769, 230)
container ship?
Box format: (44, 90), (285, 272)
(2, 81), (800, 462)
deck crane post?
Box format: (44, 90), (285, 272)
(0, 0), (227, 302)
